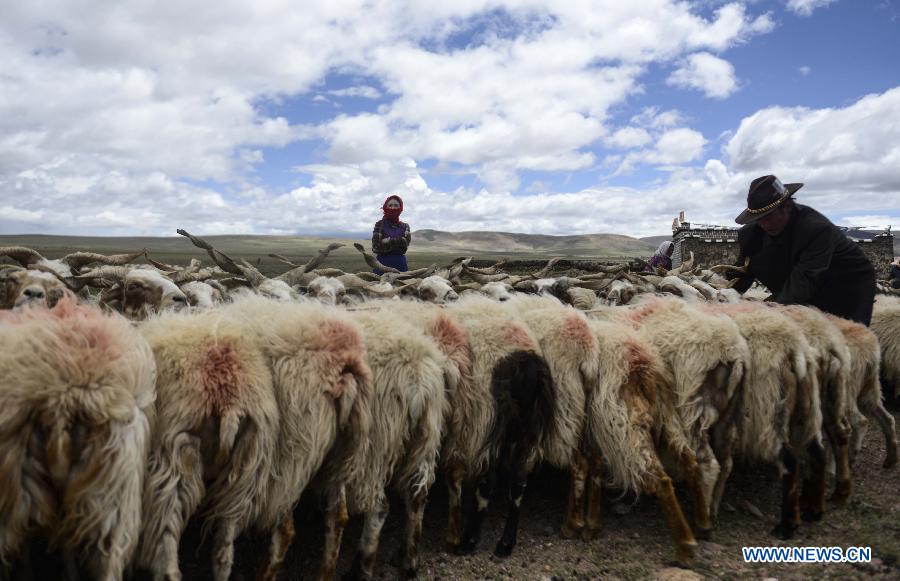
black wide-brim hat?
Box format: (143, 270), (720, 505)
(734, 174), (803, 225)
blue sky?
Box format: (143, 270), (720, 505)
(1, 0), (898, 237)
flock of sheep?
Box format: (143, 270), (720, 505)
(2, 233), (900, 581)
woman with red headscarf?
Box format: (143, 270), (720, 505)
(371, 194), (411, 274)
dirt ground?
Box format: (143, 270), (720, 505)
(146, 408), (899, 581)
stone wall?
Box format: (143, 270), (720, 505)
(672, 229), (894, 278)
(860, 236), (894, 279)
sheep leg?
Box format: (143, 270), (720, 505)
(648, 460), (697, 567)
(141, 435), (205, 581)
(709, 421), (736, 523)
(209, 519), (239, 581)
(800, 440), (827, 521)
(455, 468), (497, 556)
(685, 435), (717, 540)
(347, 494), (389, 581)
(319, 485), (349, 581)
(255, 513), (295, 581)
(772, 447), (800, 539)
(822, 410), (852, 504)
(494, 446), (529, 558)
(583, 449), (604, 541)
(399, 486), (428, 578)
(864, 401), (898, 469)
(848, 405), (868, 464)
(444, 462), (466, 550)
(560, 451), (588, 539)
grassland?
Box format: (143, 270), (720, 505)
(0, 232), (658, 276)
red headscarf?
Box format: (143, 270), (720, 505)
(382, 194), (403, 222)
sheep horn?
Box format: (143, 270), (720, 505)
(529, 257), (562, 279)
(464, 268), (510, 284)
(146, 257), (178, 271)
(302, 242), (345, 272)
(73, 266), (132, 281)
(465, 259), (508, 275)
(0, 246), (45, 267)
(177, 228), (240, 272)
(668, 251), (695, 276)
(572, 277), (616, 291)
(710, 257), (751, 274)
(61, 249), (146, 271)
(269, 253), (300, 267)
(237, 259), (269, 287)
(352, 242), (401, 273)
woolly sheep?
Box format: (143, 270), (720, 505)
(778, 304), (853, 503)
(136, 307), (279, 581)
(591, 297), (749, 540)
(444, 296), (556, 558)
(706, 302), (824, 538)
(338, 309), (448, 579)
(871, 298), (900, 403)
(825, 314), (898, 470)
(0, 299), (155, 580)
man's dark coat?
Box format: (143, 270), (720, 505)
(730, 204), (876, 325)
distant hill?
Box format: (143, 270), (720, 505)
(413, 229), (657, 257)
(640, 235), (673, 249)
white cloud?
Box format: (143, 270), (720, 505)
(606, 127), (653, 149)
(667, 52), (738, 99)
(614, 127), (707, 174)
(327, 85), (382, 99)
(0, 0), (811, 237)
(799, 65), (812, 76)
(786, 0), (838, 17)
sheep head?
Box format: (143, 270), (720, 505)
(0, 267), (70, 309)
(417, 275), (458, 303)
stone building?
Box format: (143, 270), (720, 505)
(671, 216), (894, 278)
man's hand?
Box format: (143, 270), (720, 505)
(381, 237), (392, 244)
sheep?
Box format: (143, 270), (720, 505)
(583, 318), (699, 565)
(135, 307), (279, 581)
(500, 294), (698, 565)
(219, 297), (372, 581)
(564, 286), (600, 310)
(89, 268), (189, 319)
(136, 297), (372, 581)
(0, 246), (144, 290)
(415, 275), (459, 303)
(308, 275), (347, 305)
(777, 304), (854, 504)
(701, 302), (825, 537)
(605, 279), (635, 306)
(443, 296), (556, 558)
(366, 300), (477, 553)
(180, 280), (228, 309)
(871, 298), (900, 404)
(590, 298), (749, 540)
(825, 314), (898, 470)
(480, 281), (514, 302)
(336, 309), (447, 580)
(0, 266), (70, 309)
(0, 298), (155, 580)
(499, 297), (595, 533)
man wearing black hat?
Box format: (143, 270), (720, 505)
(729, 175), (876, 325)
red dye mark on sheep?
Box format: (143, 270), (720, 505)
(622, 338), (651, 372)
(431, 314), (468, 358)
(316, 320), (365, 353)
(562, 314), (594, 349)
(502, 322), (537, 351)
(626, 301), (662, 324)
(198, 343), (245, 413)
